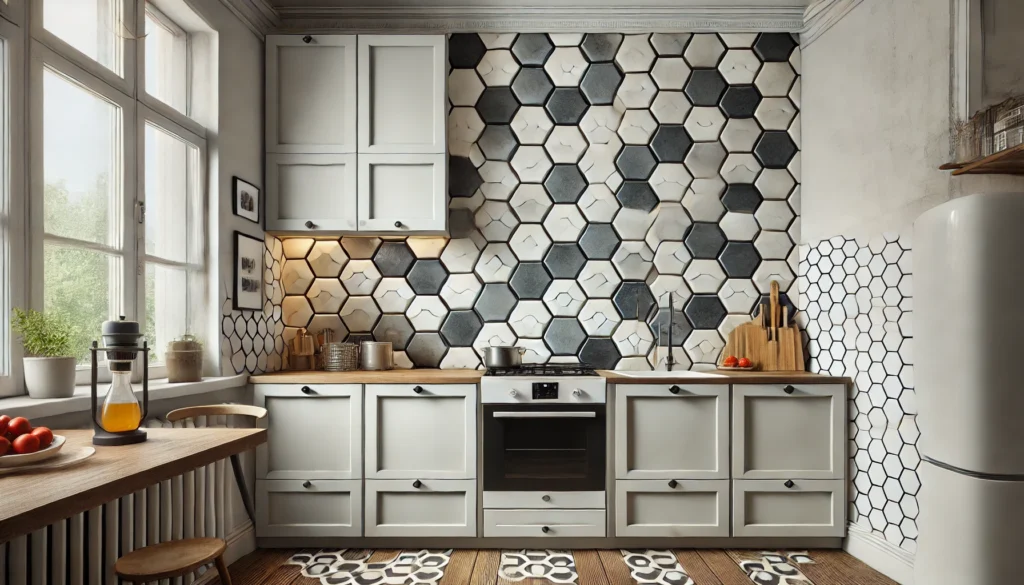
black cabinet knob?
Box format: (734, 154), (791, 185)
(302, 35), (313, 43)
(394, 221), (403, 228)
(302, 480), (312, 488)
(784, 479), (795, 488)
(783, 385), (795, 394)
(668, 479), (678, 488)
(669, 385), (681, 394)
(304, 220), (317, 229)
(413, 480), (422, 488)
(541, 526), (550, 534)
(301, 386), (316, 395)
(541, 494), (551, 502)
(413, 385), (424, 394)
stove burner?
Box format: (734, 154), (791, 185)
(484, 363), (599, 377)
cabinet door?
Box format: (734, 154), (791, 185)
(615, 479), (730, 537)
(255, 384), (362, 480)
(365, 479), (477, 537)
(256, 479), (362, 537)
(266, 35), (357, 154)
(266, 153), (357, 232)
(733, 479), (845, 537)
(614, 384), (729, 480)
(357, 153), (447, 233)
(365, 384), (476, 479)
(483, 509), (606, 538)
(358, 35), (446, 154)
(733, 384), (845, 480)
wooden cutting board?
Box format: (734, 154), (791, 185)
(721, 280), (805, 372)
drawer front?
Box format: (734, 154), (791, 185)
(733, 479), (846, 537)
(365, 384), (477, 479)
(256, 479), (362, 538)
(365, 479), (477, 537)
(615, 384), (729, 480)
(615, 479), (730, 537)
(483, 491), (605, 509)
(484, 509), (606, 538)
(733, 384), (845, 480)
(255, 384), (362, 480)
(266, 153), (358, 231)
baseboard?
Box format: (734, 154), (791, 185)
(192, 521), (256, 585)
(844, 523), (915, 585)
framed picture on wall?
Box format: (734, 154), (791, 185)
(232, 176), (261, 224)
(233, 231), (264, 311)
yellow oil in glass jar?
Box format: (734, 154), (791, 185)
(100, 370), (142, 433)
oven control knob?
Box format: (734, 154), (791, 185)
(509, 389), (519, 398)
(572, 389), (583, 399)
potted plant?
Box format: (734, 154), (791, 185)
(11, 308), (79, 399)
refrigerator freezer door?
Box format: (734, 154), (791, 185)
(914, 193), (1024, 474)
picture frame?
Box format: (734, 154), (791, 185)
(233, 231), (265, 311)
(232, 176), (261, 224)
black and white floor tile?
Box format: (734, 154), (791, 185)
(735, 551), (813, 585)
(620, 550), (694, 585)
(287, 549), (453, 585)
(499, 549), (578, 583)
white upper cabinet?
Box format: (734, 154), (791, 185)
(358, 153), (447, 232)
(266, 154), (358, 232)
(357, 35), (447, 154)
(266, 35), (357, 154)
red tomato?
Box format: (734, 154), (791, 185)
(0, 415), (10, 435)
(6, 417), (31, 438)
(738, 357), (752, 368)
(0, 436), (9, 456)
(12, 433), (40, 455)
(30, 427), (54, 449)
(722, 355), (739, 367)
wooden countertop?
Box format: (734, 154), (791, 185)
(0, 428), (266, 544)
(249, 369), (485, 384)
(599, 370), (851, 384)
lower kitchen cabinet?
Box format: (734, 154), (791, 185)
(256, 479), (362, 537)
(364, 479), (477, 537)
(483, 491), (605, 509)
(484, 509), (606, 538)
(615, 479), (730, 537)
(733, 479), (846, 537)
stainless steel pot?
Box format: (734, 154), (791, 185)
(482, 346), (526, 368)
(360, 341), (394, 370)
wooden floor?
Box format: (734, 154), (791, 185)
(214, 548), (897, 585)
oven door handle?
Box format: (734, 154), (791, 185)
(491, 411), (597, 418)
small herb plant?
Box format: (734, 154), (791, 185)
(11, 308), (79, 358)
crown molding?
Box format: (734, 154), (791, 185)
(800, 0), (863, 46)
(220, 0), (281, 37)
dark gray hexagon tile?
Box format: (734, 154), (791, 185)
(753, 33), (798, 62)
(373, 242), (414, 277)
(478, 125), (518, 161)
(544, 243), (586, 278)
(509, 262), (553, 299)
(544, 317), (587, 355)
(474, 283), (518, 321)
(718, 241), (761, 278)
(685, 69), (728, 107)
(579, 223), (621, 260)
(650, 125), (693, 163)
(546, 88), (589, 124)
(615, 146), (657, 180)
(373, 314), (414, 351)
(512, 33), (555, 66)
(613, 281), (656, 320)
(581, 33), (623, 63)
(616, 182), (658, 212)
(440, 310), (484, 347)
(722, 184), (763, 213)
(720, 85), (762, 118)
(685, 295), (727, 329)
(580, 63), (623, 106)
(648, 307), (693, 346)
(449, 156), (483, 197)
(406, 332), (448, 367)
(407, 259), (449, 294)
(754, 131), (799, 169)
(449, 33), (487, 68)
(544, 164), (587, 203)
(512, 67), (555, 106)
(578, 337), (621, 369)
(476, 87), (520, 124)
(685, 222), (727, 259)
(449, 208), (476, 238)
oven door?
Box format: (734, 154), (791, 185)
(483, 404), (606, 492)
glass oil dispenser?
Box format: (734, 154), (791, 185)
(91, 317), (150, 446)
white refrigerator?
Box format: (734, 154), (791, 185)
(915, 192), (1024, 584)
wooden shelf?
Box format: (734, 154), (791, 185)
(941, 143), (1024, 175)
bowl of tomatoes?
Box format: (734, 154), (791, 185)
(0, 415), (64, 467)
(719, 355), (755, 371)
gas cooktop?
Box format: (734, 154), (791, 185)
(483, 363), (600, 377)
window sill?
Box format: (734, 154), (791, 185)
(0, 374), (248, 420)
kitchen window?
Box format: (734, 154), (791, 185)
(144, 3), (187, 115)
(0, 18), (22, 398)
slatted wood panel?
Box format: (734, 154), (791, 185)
(597, 550), (636, 585)
(800, 549), (899, 585)
(439, 549), (478, 585)
(573, 550), (610, 585)
(469, 550), (500, 585)
(695, 550), (754, 585)
(674, 550), (723, 585)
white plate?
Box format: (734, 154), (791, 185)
(0, 435), (66, 467)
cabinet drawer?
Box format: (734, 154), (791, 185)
(256, 384), (362, 480)
(365, 479), (477, 537)
(357, 153), (447, 232)
(732, 384), (845, 480)
(266, 153), (357, 232)
(365, 384), (477, 479)
(615, 384), (729, 480)
(484, 509), (606, 538)
(733, 479), (845, 537)
(615, 479), (730, 537)
(256, 479), (361, 538)
(483, 491), (605, 509)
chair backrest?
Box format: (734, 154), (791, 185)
(166, 404), (268, 423)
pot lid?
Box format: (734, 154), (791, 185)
(101, 315), (142, 336)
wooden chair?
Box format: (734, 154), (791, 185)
(113, 404), (267, 584)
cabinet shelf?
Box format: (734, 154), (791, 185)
(940, 143), (1024, 175)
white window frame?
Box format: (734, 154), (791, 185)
(0, 15), (24, 398)
(138, 1), (201, 136)
(0, 0), (25, 26)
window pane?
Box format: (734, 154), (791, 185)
(44, 69), (118, 246)
(43, 0), (120, 74)
(145, 263), (188, 363)
(44, 242), (119, 363)
(145, 9), (187, 114)
(145, 123), (193, 263)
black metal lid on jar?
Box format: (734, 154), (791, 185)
(102, 316), (144, 347)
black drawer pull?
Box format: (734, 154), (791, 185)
(541, 526), (550, 534)
(302, 480), (312, 488)
(302, 35), (313, 43)
(541, 494), (551, 502)
(413, 480), (423, 488)
(783, 385), (795, 394)
(304, 220), (317, 229)
(784, 479), (795, 488)
(394, 221), (404, 228)
(413, 385), (424, 394)
(301, 386), (316, 395)
(669, 385), (681, 394)
(668, 479), (678, 488)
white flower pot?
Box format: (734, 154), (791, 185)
(23, 357), (78, 399)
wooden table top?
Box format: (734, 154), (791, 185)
(0, 427), (266, 544)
